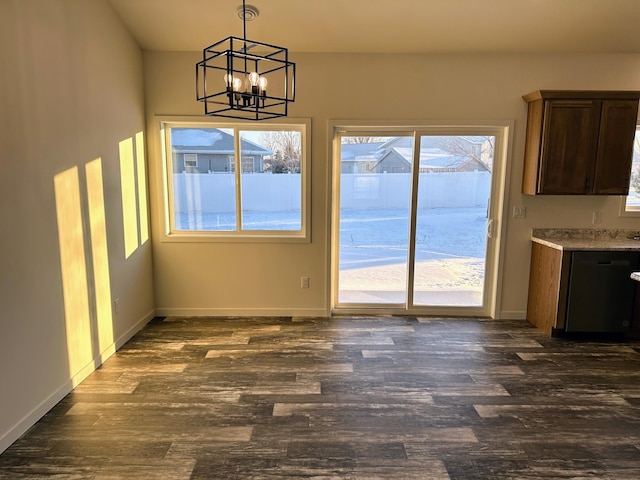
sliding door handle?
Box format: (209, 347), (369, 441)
(486, 219), (494, 239)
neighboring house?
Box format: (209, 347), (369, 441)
(340, 142), (385, 173)
(372, 147), (490, 173)
(372, 147), (412, 173)
(417, 148), (488, 172)
(172, 128), (272, 173)
(343, 136), (491, 174)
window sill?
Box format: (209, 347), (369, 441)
(160, 231), (310, 244)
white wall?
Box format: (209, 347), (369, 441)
(145, 51), (640, 319)
(0, 0), (154, 453)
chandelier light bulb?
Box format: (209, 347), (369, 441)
(248, 71), (260, 96)
(248, 72), (260, 86)
(224, 73), (234, 89)
(239, 74), (249, 94)
(258, 76), (268, 95)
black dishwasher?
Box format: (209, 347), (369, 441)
(565, 251), (640, 333)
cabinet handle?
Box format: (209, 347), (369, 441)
(584, 176), (591, 191)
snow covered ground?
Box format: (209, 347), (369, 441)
(177, 206), (488, 305)
(338, 206), (487, 305)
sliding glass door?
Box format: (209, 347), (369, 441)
(337, 135), (414, 305)
(333, 127), (502, 316)
(410, 135), (493, 307)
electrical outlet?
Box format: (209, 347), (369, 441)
(301, 276), (309, 289)
(114, 298), (120, 313)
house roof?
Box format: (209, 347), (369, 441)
(380, 136), (485, 150)
(341, 138), (490, 170)
(381, 147), (477, 170)
(340, 142), (385, 161)
(171, 128), (272, 156)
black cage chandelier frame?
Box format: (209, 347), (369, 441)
(196, 0), (296, 121)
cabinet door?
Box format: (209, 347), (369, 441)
(538, 100), (600, 194)
(526, 242), (566, 335)
(592, 100), (639, 194)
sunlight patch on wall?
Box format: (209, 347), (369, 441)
(119, 132), (149, 258)
(85, 158), (114, 355)
(119, 138), (138, 258)
(54, 167), (93, 378)
(135, 131), (149, 244)
(160, 126), (171, 235)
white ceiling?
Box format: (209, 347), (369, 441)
(107, 0), (640, 54)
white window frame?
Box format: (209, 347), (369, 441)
(184, 153), (197, 168)
(158, 117), (311, 243)
(329, 120), (511, 319)
(620, 125), (640, 217)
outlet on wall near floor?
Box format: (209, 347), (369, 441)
(300, 276), (309, 289)
(114, 298), (120, 313)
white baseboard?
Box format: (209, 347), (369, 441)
(155, 308), (525, 320)
(155, 307), (330, 318)
(114, 308), (156, 349)
(0, 378), (73, 454)
(0, 308), (155, 454)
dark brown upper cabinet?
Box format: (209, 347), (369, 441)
(522, 91), (640, 195)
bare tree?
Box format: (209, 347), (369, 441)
(436, 136), (494, 172)
(342, 136), (390, 144)
(631, 133), (640, 194)
(259, 131), (301, 173)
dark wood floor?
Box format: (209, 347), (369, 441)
(2, 316), (640, 479)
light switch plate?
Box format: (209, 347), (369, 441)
(513, 206), (527, 219)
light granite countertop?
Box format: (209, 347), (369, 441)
(531, 228), (640, 251)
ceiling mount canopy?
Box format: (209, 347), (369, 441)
(237, 4), (259, 21)
(196, 0), (296, 121)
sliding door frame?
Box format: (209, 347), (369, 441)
(329, 120), (513, 319)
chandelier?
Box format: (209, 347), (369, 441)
(196, 0), (296, 120)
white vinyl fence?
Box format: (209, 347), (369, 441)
(173, 171), (491, 214)
(173, 173), (301, 213)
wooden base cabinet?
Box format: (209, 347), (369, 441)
(527, 242), (640, 336)
(526, 242), (570, 336)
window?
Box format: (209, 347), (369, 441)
(183, 154), (197, 168)
(161, 119), (310, 241)
(242, 156), (256, 173)
(622, 126), (640, 214)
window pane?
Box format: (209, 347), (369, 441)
(171, 127), (237, 231)
(240, 130), (302, 231)
(166, 124), (306, 235)
(413, 135), (493, 307)
(627, 126), (640, 209)
(338, 135), (412, 303)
